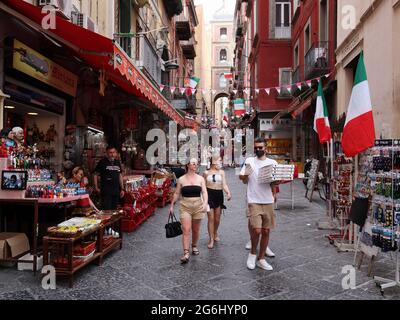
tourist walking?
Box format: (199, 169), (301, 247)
(170, 158), (208, 263)
(239, 138), (279, 271)
(203, 156), (232, 249)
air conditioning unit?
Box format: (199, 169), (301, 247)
(38, 0), (72, 19)
(71, 12), (98, 32)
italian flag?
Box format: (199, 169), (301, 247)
(224, 73), (233, 79)
(342, 52), (375, 157)
(189, 76), (200, 89)
(313, 80), (331, 144)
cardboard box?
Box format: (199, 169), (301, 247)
(17, 253), (43, 271)
(0, 233), (30, 260)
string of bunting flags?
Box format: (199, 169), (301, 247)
(157, 73), (331, 97)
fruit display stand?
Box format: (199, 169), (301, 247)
(43, 212), (122, 287)
(121, 183), (157, 233)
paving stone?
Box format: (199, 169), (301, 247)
(0, 289), (35, 300)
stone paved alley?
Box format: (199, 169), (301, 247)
(1, 169), (399, 300)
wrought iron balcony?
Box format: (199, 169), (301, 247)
(175, 6), (193, 40)
(136, 35), (161, 86)
(116, 35), (133, 58)
(305, 41), (330, 80)
(180, 38), (196, 59)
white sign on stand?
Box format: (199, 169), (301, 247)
(0, 158), (25, 199)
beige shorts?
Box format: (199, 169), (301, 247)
(180, 197), (205, 221)
(247, 203), (276, 230)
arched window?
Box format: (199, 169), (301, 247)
(219, 49), (227, 62)
(220, 27), (227, 40)
(219, 74), (227, 88)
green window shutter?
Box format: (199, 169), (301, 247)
(120, 0), (131, 33)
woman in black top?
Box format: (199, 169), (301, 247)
(170, 158), (208, 263)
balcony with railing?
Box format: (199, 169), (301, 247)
(304, 41), (330, 80)
(136, 35), (161, 86)
(116, 35), (133, 58)
(275, 26), (291, 39)
(175, 5), (193, 40)
(180, 38), (196, 59)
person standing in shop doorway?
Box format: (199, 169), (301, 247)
(239, 137), (279, 271)
(94, 146), (125, 210)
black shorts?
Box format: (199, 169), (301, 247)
(207, 188), (225, 210)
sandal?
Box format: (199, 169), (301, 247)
(192, 246), (200, 255)
(180, 249), (190, 264)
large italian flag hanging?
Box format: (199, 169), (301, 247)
(342, 52), (376, 157)
(313, 80), (331, 144)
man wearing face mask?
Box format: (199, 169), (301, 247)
(239, 137), (278, 271)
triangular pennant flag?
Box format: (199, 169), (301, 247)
(306, 80), (312, 88)
(275, 87), (281, 95)
(255, 89), (260, 95)
(180, 87), (186, 95)
(191, 88), (197, 95)
(296, 83), (302, 90)
(159, 84), (165, 92)
(212, 90), (217, 95)
(342, 52), (375, 157)
(232, 90), (238, 95)
(244, 88), (250, 96)
(265, 88), (270, 95)
(286, 85), (292, 94)
(202, 89), (207, 96)
(170, 86), (176, 94)
(313, 80), (332, 144)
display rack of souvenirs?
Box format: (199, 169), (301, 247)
(327, 155), (354, 245)
(26, 182), (87, 199)
(121, 179), (158, 233)
(151, 169), (173, 208)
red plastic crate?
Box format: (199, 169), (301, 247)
(122, 219), (137, 233)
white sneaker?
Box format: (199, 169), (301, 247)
(256, 259), (273, 271)
(245, 241), (251, 250)
(246, 253), (257, 270)
(266, 247), (275, 257)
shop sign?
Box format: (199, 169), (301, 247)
(260, 118), (293, 131)
(12, 39), (78, 97)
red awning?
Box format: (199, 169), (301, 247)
(1, 0), (185, 126)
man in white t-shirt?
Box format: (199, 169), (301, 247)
(239, 137), (279, 271)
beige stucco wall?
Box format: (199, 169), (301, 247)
(336, 0), (400, 138)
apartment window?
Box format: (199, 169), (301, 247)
(219, 74), (227, 88)
(320, 0), (328, 42)
(294, 44), (299, 68)
(276, 0), (291, 27)
(220, 28), (227, 40)
(275, 0), (291, 38)
(304, 23), (311, 53)
(279, 68), (292, 94)
(220, 49), (227, 62)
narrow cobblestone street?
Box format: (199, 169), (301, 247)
(1, 169), (399, 300)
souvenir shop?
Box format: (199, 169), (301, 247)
(320, 137), (400, 293)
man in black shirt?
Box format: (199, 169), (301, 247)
(94, 146), (125, 210)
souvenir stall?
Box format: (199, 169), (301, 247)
(353, 139), (400, 294)
(0, 131), (122, 276)
(121, 175), (158, 233)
